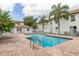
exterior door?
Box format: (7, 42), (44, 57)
(70, 26), (77, 34)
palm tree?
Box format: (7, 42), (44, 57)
(49, 12), (53, 33)
(39, 16), (48, 32)
(23, 16), (35, 31)
(50, 3), (69, 34)
(0, 9), (15, 38)
(24, 16), (35, 27)
(32, 22), (37, 32)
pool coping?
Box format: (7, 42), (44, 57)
(46, 34), (72, 40)
(26, 33), (73, 39)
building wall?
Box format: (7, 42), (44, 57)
(44, 22), (51, 33)
(37, 24), (43, 32)
(59, 17), (70, 34)
(38, 13), (79, 34)
(60, 13), (79, 34)
(75, 13), (79, 32)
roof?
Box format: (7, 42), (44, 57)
(15, 21), (23, 24)
(15, 24), (29, 28)
(70, 8), (79, 14)
(15, 21), (28, 28)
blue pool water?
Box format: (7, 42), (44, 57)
(28, 34), (69, 48)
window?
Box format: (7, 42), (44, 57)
(70, 26), (77, 30)
(71, 14), (75, 21)
(56, 27), (58, 29)
(17, 28), (22, 32)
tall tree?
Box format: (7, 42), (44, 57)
(24, 16), (38, 31)
(49, 12), (53, 33)
(32, 22), (37, 32)
(0, 9), (15, 38)
(24, 16), (36, 30)
(50, 3), (69, 34)
(24, 16), (35, 27)
(39, 16), (48, 31)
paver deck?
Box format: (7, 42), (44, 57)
(0, 33), (79, 56)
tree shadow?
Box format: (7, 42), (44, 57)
(0, 36), (17, 43)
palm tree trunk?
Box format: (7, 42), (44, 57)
(50, 20), (53, 34)
(58, 20), (60, 34)
(42, 24), (44, 32)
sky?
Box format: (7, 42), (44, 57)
(0, 0), (79, 21)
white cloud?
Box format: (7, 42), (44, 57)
(0, 0), (79, 17)
(0, 0), (27, 3)
(0, 3), (15, 11)
(22, 0), (79, 17)
(0, 0), (27, 11)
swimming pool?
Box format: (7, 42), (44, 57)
(27, 34), (70, 48)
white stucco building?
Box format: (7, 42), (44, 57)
(39, 8), (79, 35)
